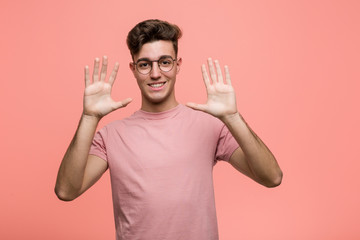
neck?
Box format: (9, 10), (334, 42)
(141, 98), (179, 113)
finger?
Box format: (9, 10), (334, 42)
(214, 60), (224, 84)
(112, 98), (133, 110)
(100, 56), (108, 82)
(108, 62), (120, 86)
(92, 58), (100, 82)
(186, 102), (208, 112)
(207, 58), (217, 83)
(224, 65), (232, 85)
(201, 64), (210, 87)
(84, 65), (90, 87)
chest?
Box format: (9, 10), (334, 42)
(105, 119), (220, 193)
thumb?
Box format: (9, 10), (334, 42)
(113, 98), (133, 110)
(186, 102), (208, 112)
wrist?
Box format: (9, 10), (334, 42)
(81, 112), (102, 123)
(220, 111), (243, 125)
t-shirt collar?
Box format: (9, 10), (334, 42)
(134, 104), (183, 120)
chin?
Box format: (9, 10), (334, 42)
(145, 96), (168, 104)
(143, 92), (172, 105)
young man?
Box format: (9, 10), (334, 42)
(55, 19), (282, 239)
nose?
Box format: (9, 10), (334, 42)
(150, 62), (161, 79)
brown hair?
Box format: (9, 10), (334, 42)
(126, 19), (182, 60)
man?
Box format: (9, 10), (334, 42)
(55, 19), (282, 239)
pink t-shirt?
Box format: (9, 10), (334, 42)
(89, 104), (239, 240)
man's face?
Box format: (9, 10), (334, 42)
(130, 40), (182, 109)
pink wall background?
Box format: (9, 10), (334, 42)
(1, 0), (359, 239)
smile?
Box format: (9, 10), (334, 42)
(148, 82), (166, 90)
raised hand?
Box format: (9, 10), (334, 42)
(186, 58), (238, 121)
(83, 56), (132, 119)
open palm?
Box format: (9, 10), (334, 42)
(83, 56), (132, 119)
(187, 58), (237, 120)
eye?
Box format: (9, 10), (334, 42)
(137, 61), (150, 69)
(159, 58), (173, 66)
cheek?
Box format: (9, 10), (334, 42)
(136, 79), (146, 89)
(165, 69), (178, 79)
(135, 74), (147, 84)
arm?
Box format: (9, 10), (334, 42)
(186, 58), (282, 188)
(55, 56), (132, 201)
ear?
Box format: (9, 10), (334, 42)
(129, 62), (136, 74)
(176, 57), (182, 74)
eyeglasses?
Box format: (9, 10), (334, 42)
(134, 56), (177, 75)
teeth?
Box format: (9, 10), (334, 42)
(150, 83), (165, 88)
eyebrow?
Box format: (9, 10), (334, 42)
(135, 55), (173, 63)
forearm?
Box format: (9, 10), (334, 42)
(55, 114), (100, 200)
(222, 113), (282, 187)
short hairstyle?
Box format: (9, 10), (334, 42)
(126, 19), (182, 60)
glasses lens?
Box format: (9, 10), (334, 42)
(159, 57), (174, 72)
(136, 60), (151, 74)
(135, 57), (176, 74)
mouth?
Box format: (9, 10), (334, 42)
(148, 82), (166, 90)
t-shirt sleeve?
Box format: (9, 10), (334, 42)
(215, 124), (239, 163)
(89, 127), (108, 162)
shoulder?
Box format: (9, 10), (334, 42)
(95, 115), (133, 136)
(180, 105), (224, 128)
(103, 111), (144, 128)
(181, 104), (220, 120)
